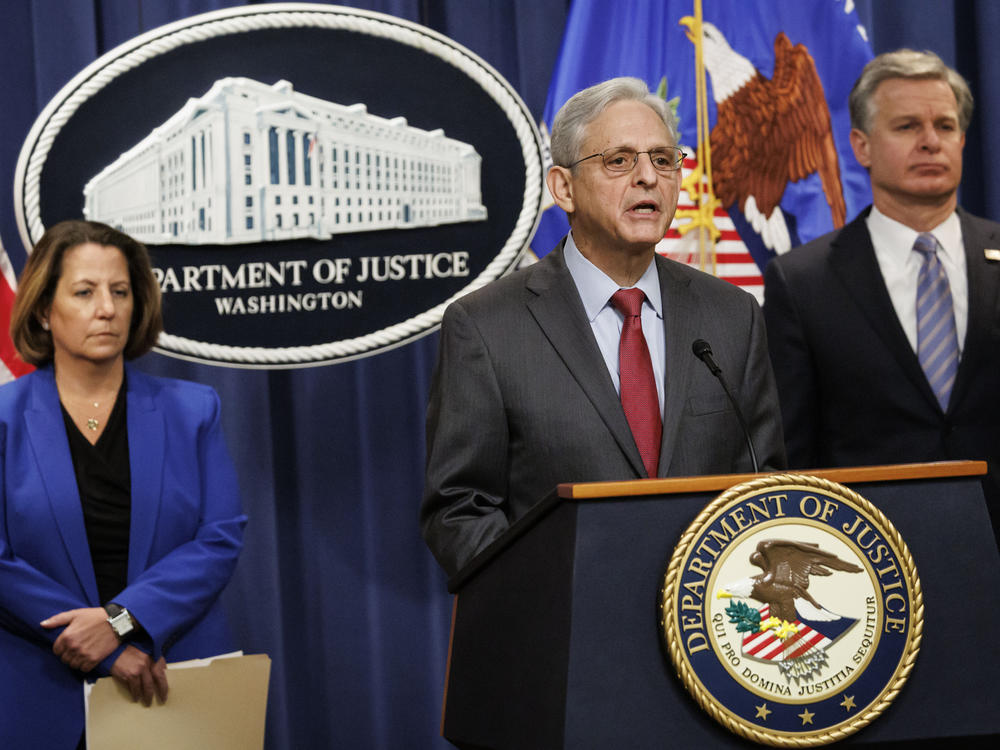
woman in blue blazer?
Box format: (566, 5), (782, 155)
(0, 221), (247, 748)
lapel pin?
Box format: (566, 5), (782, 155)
(985, 249), (1000, 261)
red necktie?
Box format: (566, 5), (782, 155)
(610, 289), (662, 477)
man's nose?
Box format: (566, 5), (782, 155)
(918, 125), (941, 150)
(632, 151), (659, 184)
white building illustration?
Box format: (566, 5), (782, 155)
(83, 77), (487, 244)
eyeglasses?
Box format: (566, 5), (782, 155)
(569, 146), (687, 173)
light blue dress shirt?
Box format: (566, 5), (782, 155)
(563, 232), (665, 412)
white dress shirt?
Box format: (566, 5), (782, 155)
(866, 205), (968, 353)
(563, 232), (665, 412)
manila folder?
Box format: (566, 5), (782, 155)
(86, 653), (271, 750)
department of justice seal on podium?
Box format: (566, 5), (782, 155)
(660, 474), (922, 746)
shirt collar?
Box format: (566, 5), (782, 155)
(564, 232), (663, 321)
(867, 204), (963, 265)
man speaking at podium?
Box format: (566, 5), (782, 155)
(421, 77), (785, 577)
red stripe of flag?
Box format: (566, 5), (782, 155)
(664, 229), (743, 242)
(719, 276), (763, 287)
(745, 635), (779, 657)
(786, 629), (826, 659)
(713, 252), (759, 263)
(0, 265), (35, 379)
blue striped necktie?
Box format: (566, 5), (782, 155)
(913, 233), (959, 410)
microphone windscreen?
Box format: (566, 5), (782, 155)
(692, 339), (712, 359)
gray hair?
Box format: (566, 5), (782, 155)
(549, 77), (679, 168)
(849, 49), (973, 133)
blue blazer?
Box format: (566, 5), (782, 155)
(0, 366), (247, 748)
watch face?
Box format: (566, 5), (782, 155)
(110, 611), (134, 637)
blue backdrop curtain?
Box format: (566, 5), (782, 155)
(0, 2), (995, 748)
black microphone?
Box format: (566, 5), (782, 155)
(691, 339), (759, 473)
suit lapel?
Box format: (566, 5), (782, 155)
(951, 209), (1000, 410)
(525, 246), (647, 477)
(828, 214), (941, 411)
(656, 256), (697, 476)
(23, 369), (100, 603)
(125, 368), (165, 582)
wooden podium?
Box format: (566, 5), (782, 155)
(441, 462), (1000, 749)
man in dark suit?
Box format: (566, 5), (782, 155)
(422, 77), (786, 577)
(763, 50), (1000, 533)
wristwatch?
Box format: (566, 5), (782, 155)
(104, 603), (136, 639)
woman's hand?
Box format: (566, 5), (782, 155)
(41, 607), (119, 672)
(111, 647), (169, 705)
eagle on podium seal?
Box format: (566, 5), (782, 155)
(661, 474), (922, 746)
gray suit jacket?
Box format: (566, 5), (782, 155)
(421, 242), (785, 576)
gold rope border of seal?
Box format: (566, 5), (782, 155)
(660, 473), (924, 747)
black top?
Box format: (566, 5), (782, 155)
(61, 380), (131, 605)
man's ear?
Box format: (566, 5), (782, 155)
(546, 166), (575, 215)
(849, 128), (872, 169)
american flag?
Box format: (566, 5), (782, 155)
(658, 154), (765, 304)
(0, 238), (33, 383)
(741, 604), (832, 662)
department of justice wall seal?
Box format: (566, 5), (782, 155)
(14, 3), (543, 368)
(661, 474), (922, 746)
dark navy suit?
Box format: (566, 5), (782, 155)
(0, 366), (246, 748)
(763, 206), (1000, 535)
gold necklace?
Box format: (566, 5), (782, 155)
(54, 371), (120, 435)
(87, 401), (100, 431)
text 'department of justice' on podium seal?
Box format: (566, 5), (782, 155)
(661, 474), (922, 746)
